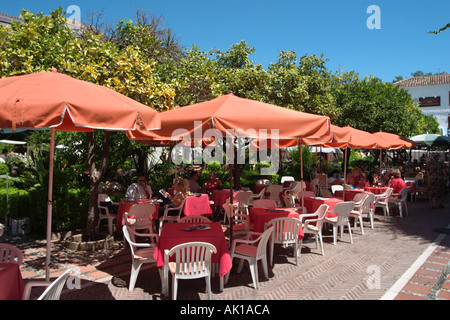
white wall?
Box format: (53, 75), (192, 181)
(404, 84), (450, 135)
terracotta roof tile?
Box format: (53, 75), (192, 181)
(394, 74), (450, 87)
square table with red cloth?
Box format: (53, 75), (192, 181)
(183, 194), (212, 216)
(249, 207), (304, 240)
(303, 197), (343, 218)
(153, 222), (232, 279)
(363, 186), (388, 195)
(116, 200), (160, 231)
(0, 263), (24, 300)
(334, 189), (365, 201)
(211, 189), (241, 209)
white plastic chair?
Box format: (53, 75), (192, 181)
(349, 193), (370, 235)
(126, 202), (157, 234)
(331, 185), (344, 195)
(164, 242), (217, 300)
(282, 195), (306, 213)
(0, 243), (23, 264)
(388, 186), (410, 218)
(178, 215), (211, 223)
(325, 201), (355, 245)
(233, 190), (253, 215)
(22, 268), (75, 300)
(159, 198), (186, 235)
(253, 199), (277, 208)
(266, 217), (302, 266)
(222, 203), (252, 238)
(97, 193), (118, 235)
(248, 188), (266, 206)
(374, 188), (393, 221)
(122, 225), (163, 292)
(225, 226), (274, 289)
(262, 184), (283, 206)
(281, 176), (295, 184)
(298, 204), (329, 255)
(363, 193), (376, 229)
(285, 181), (306, 201)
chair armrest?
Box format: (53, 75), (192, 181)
(22, 280), (53, 300)
(132, 230), (159, 242)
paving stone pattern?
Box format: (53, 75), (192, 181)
(11, 194), (450, 300)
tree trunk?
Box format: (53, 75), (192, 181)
(86, 131), (111, 237)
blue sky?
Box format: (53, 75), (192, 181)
(2, 0), (450, 82)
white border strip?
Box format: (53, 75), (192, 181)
(380, 224), (449, 300)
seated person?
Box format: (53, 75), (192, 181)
(158, 177), (189, 218)
(388, 169), (407, 195)
(188, 170), (201, 193)
(347, 168), (362, 187)
(202, 171), (222, 193)
(125, 174), (153, 201)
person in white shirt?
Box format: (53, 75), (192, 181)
(125, 174), (153, 201)
(0, 149), (8, 164)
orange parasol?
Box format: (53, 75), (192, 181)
(373, 132), (416, 149)
(127, 93), (331, 244)
(0, 70), (161, 280)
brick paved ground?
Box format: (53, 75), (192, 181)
(8, 193), (450, 301)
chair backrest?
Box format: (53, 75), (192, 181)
(290, 181), (306, 195)
(38, 269), (74, 300)
(353, 193), (369, 205)
(179, 215), (211, 223)
(331, 185), (344, 194)
(332, 201), (355, 226)
(312, 204), (329, 230)
(398, 186), (410, 201)
(127, 203), (156, 230)
(253, 199), (277, 208)
(383, 187), (394, 198)
(255, 226), (274, 259)
(164, 242), (217, 279)
(265, 185), (283, 198)
(234, 191), (253, 205)
(267, 217), (301, 245)
(0, 243), (23, 264)
(363, 193), (375, 213)
(281, 176), (295, 184)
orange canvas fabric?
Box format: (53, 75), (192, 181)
(0, 71), (161, 132)
(127, 93), (330, 145)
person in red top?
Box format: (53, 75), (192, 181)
(388, 169), (407, 196)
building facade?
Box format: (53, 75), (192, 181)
(394, 74), (450, 136)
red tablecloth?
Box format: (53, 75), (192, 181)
(363, 187), (388, 195)
(117, 200), (160, 231)
(334, 189), (365, 201)
(303, 197), (343, 218)
(184, 194), (212, 216)
(0, 263), (24, 300)
(153, 222), (232, 278)
(211, 189), (241, 209)
(249, 207), (304, 239)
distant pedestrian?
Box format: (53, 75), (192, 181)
(427, 154), (448, 209)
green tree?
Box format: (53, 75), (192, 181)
(331, 71), (438, 136)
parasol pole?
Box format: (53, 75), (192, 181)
(45, 128), (55, 281)
(300, 142), (304, 211)
(343, 147), (348, 200)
